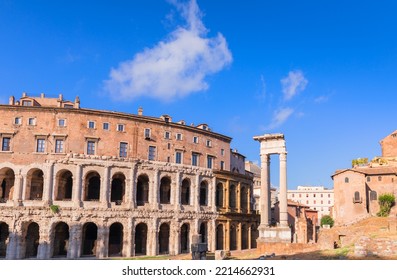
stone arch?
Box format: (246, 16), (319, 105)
(52, 222), (69, 257)
(158, 223), (170, 255)
(229, 224), (237, 251)
(229, 184), (236, 208)
(250, 224), (258, 249)
(241, 224), (248, 250)
(199, 221), (207, 243)
(26, 168), (44, 200)
(82, 222), (98, 256)
(0, 167), (15, 202)
(181, 178), (190, 205)
(25, 222), (40, 258)
(199, 181), (208, 206)
(135, 223), (148, 255)
(84, 171), (101, 201)
(55, 169), (73, 201)
(216, 182), (224, 207)
(111, 173), (126, 205)
(180, 223), (190, 253)
(216, 224), (224, 250)
(136, 174), (149, 206)
(109, 222), (123, 256)
(160, 176), (171, 204)
(0, 222), (9, 258)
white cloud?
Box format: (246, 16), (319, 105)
(266, 107), (294, 130)
(281, 70), (308, 101)
(104, 0), (232, 101)
(314, 95), (329, 103)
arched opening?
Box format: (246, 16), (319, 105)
(160, 177), (171, 204)
(25, 222), (40, 258)
(109, 223), (123, 256)
(158, 223), (170, 255)
(181, 179), (190, 205)
(216, 224), (224, 250)
(136, 175), (149, 206)
(134, 223), (147, 255)
(0, 222), (9, 258)
(53, 222), (69, 257)
(250, 225), (258, 249)
(111, 173), (125, 205)
(82, 222), (97, 256)
(28, 169), (44, 200)
(229, 184), (236, 209)
(56, 170), (73, 201)
(0, 168), (15, 202)
(230, 225), (237, 251)
(84, 172), (100, 201)
(199, 181), (208, 206)
(216, 183), (223, 207)
(180, 223), (189, 253)
(199, 222), (207, 244)
(241, 224), (248, 250)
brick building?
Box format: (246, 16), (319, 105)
(0, 93), (258, 259)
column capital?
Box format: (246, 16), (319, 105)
(279, 152), (287, 161)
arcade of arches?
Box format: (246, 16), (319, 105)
(0, 158), (258, 259)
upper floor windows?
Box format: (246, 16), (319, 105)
(175, 151), (183, 164)
(206, 140), (212, 147)
(87, 140), (96, 155)
(119, 142), (128, 158)
(144, 128), (151, 139)
(58, 119), (66, 127)
(22, 100), (32, 106)
(148, 146), (156, 161)
(176, 133), (183, 141)
(28, 117), (36, 126)
(36, 139), (45, 153)
(164, 131), (171, 140)
(220, 161), (225, 170)
(193, 136), (199, 144)
(14, 117), (22, 125)
(344, 177), (349, 183)
(88, 121), (95, 129)
(117, 124), (125, 132)
(1, 137), (11, 152)
(55, 139), (64, 153)
(103, 122), (109, 130)
(192, 153), (199, 166)
(220, 148), (225, 156)
(207, 155), (214, 169)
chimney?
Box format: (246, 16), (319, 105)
(22, 92), (27, 97)
(74, 96), (80, 109)
(58, 93), (63, 101)
(40, 93), (45, 98)
(9, 96), (15, 105)
(138, 107), (143, 116)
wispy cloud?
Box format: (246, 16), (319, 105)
(266, 107), (294, 130)
(314, 95), (329, 103)
(104, 0), (232, 101)
(281, 70), (308, 101)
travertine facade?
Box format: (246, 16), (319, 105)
(0, 93), (257, 259)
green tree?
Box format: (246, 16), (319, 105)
(321, 215), (334, 227)
(377, 193), (395, 217)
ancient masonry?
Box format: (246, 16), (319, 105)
(0, 93), (259, 259)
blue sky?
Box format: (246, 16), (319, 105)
(1, 0), (397, 189)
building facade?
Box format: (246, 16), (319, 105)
(0, 93), (257, 259)
(287, 186), (334, 222)
(333, 130), (397, 226)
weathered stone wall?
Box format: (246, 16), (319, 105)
(355, 236), (397, 257)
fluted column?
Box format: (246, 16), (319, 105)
(279, 152), (288, 226)
(259, 154), (270, 228)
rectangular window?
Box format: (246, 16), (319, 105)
(28, 117), (36, 126)
(207, 155), (213, 169)
(206, 140), (212, 147)
(22, 100), (32, 106)
(119, 142), (128, 158)
(88, 121), (95, 129)
(193, 136), (199, 144)
(14, 117), (22, 125)
(220, 161), (225, 170)
(176, 133), (182, 141)
(175, 151), (182, 164)
(148, 146), (156, 161)
(192, 153), (199, 166)
(55, 139), (64, 153)
(58, 119), (66, 127)
(164, 131), (171, 139)
(117, 124), (125, 132)
(87, 141), (95, 155)
(145, 128), (151, 139)
(36, 139), (45, 153)
(221, 148), (225, 156)
(1, 137), (11, 151)
(103, 123), (109, 130)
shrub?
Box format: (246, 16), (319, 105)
(321, 215), (334, 227)
(377, 193), (395, 217)
(50, 204), (60, 214)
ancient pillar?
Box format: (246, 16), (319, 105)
(174, 171), (181, 210)
(73, 164), (82, 207)
(13, 174), (23, 206)
(151, 170), (159, 209)
(97, 225), (109, 259)
(209, 219), (216, 252)
(129, 163), (137, 209)
(101, 165), (110, 208)
(279, 152), (288, 226)
(37, 227), (50, 259)
(68, 223), (82, 259)
(194, 174), (200, 212)
(225, 180), (230, 211)
(42, 161), (54, 205)
(125, 219), (134, 257)
(6, 232), (18, 259)
(211, 177), (217, 212)
(260, 154), (270, 227)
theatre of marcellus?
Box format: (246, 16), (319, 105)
(0, 93), (260, 259)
